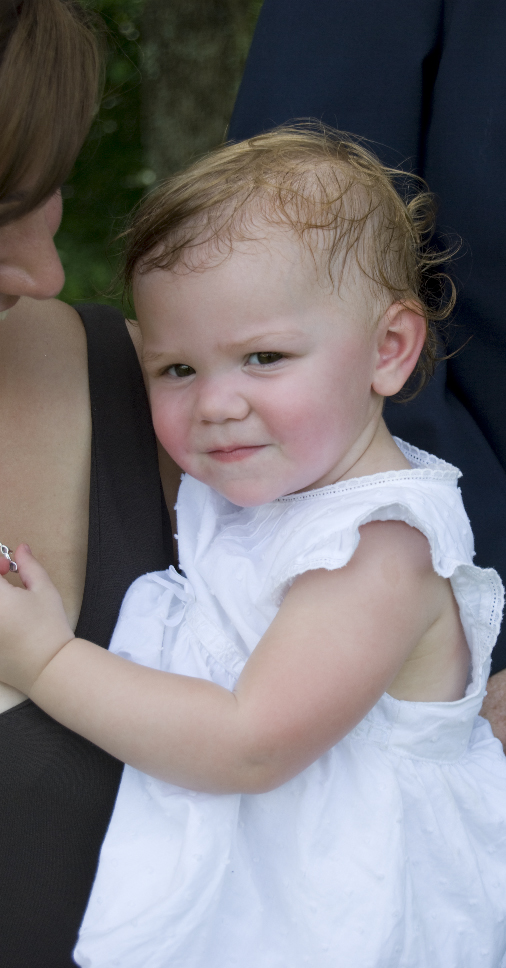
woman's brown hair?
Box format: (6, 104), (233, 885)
(0, 0), (102, 226)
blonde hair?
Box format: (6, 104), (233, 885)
(123, 124), (456, 393)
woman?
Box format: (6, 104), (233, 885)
(0, 2), (178, 964)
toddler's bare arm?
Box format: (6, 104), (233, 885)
(0, 525), (454, 793)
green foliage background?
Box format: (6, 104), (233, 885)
(56, 0), (262, 308)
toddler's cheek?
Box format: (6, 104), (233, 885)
(151, 404), (187, 467)
(151, 398), (180, 457)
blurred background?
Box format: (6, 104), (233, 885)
(57, 0), (263, 308)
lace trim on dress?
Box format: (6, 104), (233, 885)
(276, 438), (461, 504)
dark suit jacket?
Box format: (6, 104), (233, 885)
(229, 0), (506, 672)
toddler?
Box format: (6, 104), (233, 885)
(0, 127), (505, 968)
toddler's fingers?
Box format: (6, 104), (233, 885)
(13, 544), (55, 593)
(0, 556), (11, 577)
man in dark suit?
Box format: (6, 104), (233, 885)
(229, 0), (506, 741)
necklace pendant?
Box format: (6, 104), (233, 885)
(0, 543), (17, 573)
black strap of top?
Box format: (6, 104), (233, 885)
(75, 303), (173, 646)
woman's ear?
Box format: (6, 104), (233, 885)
(371, 301), (426, 397)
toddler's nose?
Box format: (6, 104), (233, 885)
(196, 377), (250, 424)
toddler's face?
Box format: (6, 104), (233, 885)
(135, 233), (385, 506)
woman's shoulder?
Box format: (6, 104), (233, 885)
(0, 297), (91, 452)
(5, 296), (88, 371)
(8, 297), (136, 369)
(1, 296), (140, 436)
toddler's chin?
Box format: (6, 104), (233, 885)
(208, 479), (287, 508)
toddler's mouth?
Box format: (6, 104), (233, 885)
(207, 445), (266, 463)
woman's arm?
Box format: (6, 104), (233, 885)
(481, 671), (506, 750)
(0, 523), (445, 793)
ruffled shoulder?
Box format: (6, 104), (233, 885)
(261, 444), (503, 690)
(268, 445), (472, 604)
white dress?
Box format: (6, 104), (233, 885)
(74, 440), (506, 968)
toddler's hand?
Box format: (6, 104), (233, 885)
(0, 545), (74, 696)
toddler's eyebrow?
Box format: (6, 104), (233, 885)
(142, 349), (168, 365)
(142, 331), (306, 366)
(226, 330), (304, 350)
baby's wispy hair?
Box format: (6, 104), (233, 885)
(122, 124), (457, 395)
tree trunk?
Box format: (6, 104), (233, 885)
(141, 0), (261, 182)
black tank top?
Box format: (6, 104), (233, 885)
(0, 305), (173, 967)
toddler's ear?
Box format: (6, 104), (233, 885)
(371, 302), (426, 397)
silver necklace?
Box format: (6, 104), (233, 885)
(0, 544), (17, 572)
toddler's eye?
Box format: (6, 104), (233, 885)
(167, 364), (196, 378)
(248, 352), (283, 366)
